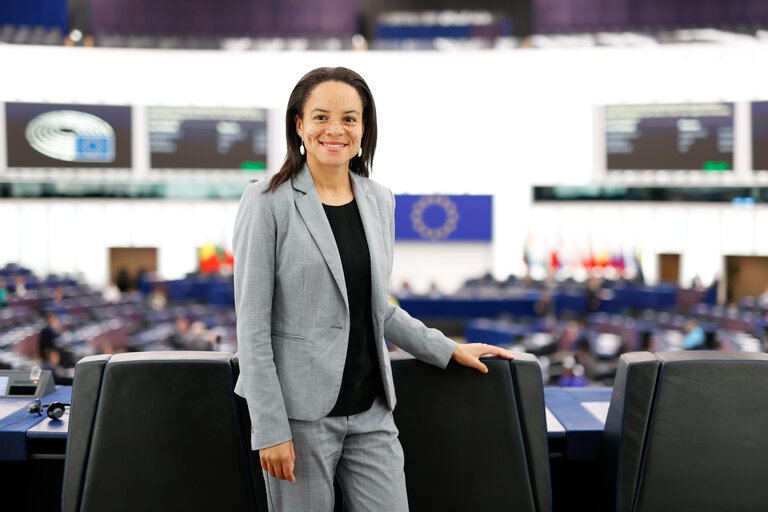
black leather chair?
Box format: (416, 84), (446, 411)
(391, 353), (551, 512)
(61, 354), (112, 512)
(62, 352), (259, 512)
(600, 351), (768, 512)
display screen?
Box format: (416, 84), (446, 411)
(6, 102), (132, 168)
(605, 103), (734, 171)
(0, 376), (8, 395)
(149, 106), (268, 170)
(394, 195), (492, 241)
(753, 101), (768, 171)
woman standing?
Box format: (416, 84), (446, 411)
(233, 67), (513, 511)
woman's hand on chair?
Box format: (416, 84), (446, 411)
(451, 343), (515, 373)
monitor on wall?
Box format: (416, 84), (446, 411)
(753, 101), (768, 172)
(5, 102), (132, 168)
(605, 102), (734, 171)
(148, 106), (268, 170)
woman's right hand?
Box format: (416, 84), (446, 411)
(260, 440), (296, 482)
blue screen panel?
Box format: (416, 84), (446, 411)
(394, 194), (492, 242)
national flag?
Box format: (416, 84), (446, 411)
(549, 249), (561, 270)
(199, 243), (220, 274)
(634, 248), (645, 282)
(523, 232), (532, 268)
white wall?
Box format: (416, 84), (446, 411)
(1, 43), (767, 288)
(0, 199), (239, 285)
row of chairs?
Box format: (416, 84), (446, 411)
(61, 350), (768, 511)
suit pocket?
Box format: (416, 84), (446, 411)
(271, 330), (306, 342)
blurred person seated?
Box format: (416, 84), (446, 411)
(534, 289), (557, 328)
(427, 281), (443, 299)
(168, 317), (215, 351)
(39, 311), (74, 367)
(13, 275), (28, 298)
(147, 285), (168, 310)
(759, 284), (768, 308)
(547, 323), (592, 383)
(97, 339), (129, 355)
(136, 267), (148, 288)
(116, 268), (131, 293)
(543, 273), (557, 291)
(396, 280), (413, 298)
(102, 282), (122, 303)
(559, 356), (588, 387)
(41, 347), (72, 385)
(478, 271), (496, 284)
(522, 271), (535, 288)
(586, 275), (603, 313)
(52, 284), (65, 302)
(573, 335), (615, 383)
(683, 319), (705, 350)
(39, 311), (62, 357)
(557, 320), (587, 352)
(44, 285), (68, 315)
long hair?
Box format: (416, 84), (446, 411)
(265, 67), (378, 193)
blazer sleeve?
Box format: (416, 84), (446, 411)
(233, 183), (292, 450)
(381, 190), (458, 368)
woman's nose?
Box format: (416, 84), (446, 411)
(326, 118), (344, 134)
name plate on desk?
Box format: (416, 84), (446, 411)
(0, 369), (56, 398)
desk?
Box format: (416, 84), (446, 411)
(0, 386), (72, 461)
(397, 297), (539, 319)
(544, 387), (612, 460)
(2, 386), (611, 462)
(396, 286), (685, 322)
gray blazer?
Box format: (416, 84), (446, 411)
(233, 166), (458, 450)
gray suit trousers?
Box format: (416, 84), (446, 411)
(263, 397), (409, 512)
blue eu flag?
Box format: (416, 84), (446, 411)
(76, 136), (115, 162)
(394, 195), (492, 241)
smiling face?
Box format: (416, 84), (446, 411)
(295, 80), (364, 175)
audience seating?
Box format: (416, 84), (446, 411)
(62, 352), (259, 511)
(391, 354), (551, 512)
(600, 351), (768, 512)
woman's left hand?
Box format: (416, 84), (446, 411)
(451, 343), (515, 373)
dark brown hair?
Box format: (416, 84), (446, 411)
(265, 67), (378, 192)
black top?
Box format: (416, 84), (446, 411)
(323, 199), (385, 416)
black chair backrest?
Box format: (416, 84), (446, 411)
(392, 353), (551, 512)
(64, 351), (257, 512)
(61, 354), (112, 512)
(231, 353), (270, 512)
(601, 351), (768, 512)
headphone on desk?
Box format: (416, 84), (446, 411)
(28, 398), (70, 420)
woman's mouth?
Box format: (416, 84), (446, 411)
(320, 142), (347, 151)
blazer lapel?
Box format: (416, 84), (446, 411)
(292, 166), (349, 311)
(350, 171), (386, 316)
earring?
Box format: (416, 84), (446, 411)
(299, 138), (305, 156)
(358, 146), (363, 158)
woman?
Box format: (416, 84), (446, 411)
(233, 67), (514, 511)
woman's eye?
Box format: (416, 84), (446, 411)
(314, 115), (326, 121)
(345, 117), (356, 123)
